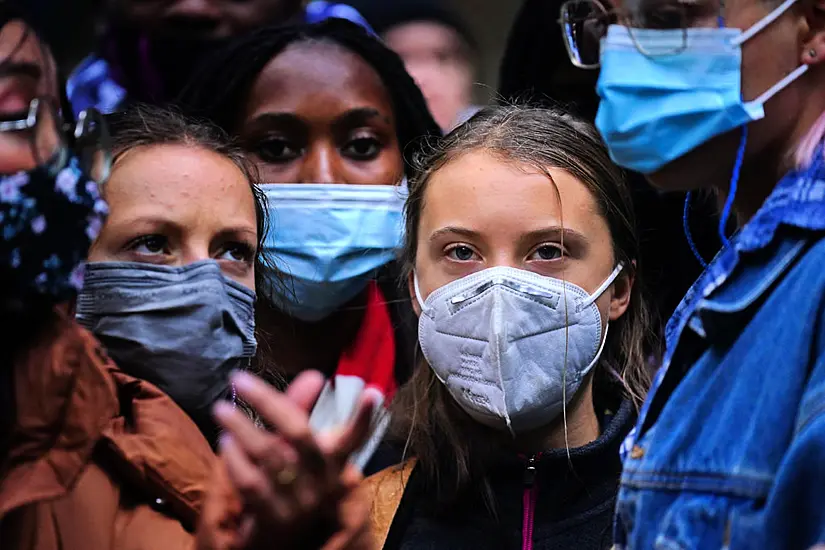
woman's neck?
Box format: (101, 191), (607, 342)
(513, 377), (600, 454)
(256, 290), (368, 379)
(723, 140), (789, 224)
(727, 96), (825, 224)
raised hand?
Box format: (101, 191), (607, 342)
(212, 370), (378, 548)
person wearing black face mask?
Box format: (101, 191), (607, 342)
(0, 4), (110, 411)
(66, 0), (375, 115)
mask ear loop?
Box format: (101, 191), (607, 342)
(581, 262), (625, 307)
(413, 271), (427, 311)
(730, 0), (800, 46)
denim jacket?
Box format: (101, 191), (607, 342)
(615, 154), (825, 549)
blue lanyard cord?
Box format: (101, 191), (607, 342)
(683, 191), (709, 269)
(718, 126), (749, 248)
(684, 125), (748, 267)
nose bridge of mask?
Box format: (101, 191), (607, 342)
(416, 263), (623, 316)
(262, 183), (406, 280)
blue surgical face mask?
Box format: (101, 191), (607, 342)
(75, 260), (257, 441)
(595, 0), (806, 175)
(260, 183), (407, 322)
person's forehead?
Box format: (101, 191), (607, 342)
(612, 0), (724, 12)
(108, 144), (256, 221)
(0, 20), (58, 103)
(0, 20), (45, 60)
(246, 42), (393, 116)
(112, 0), (299, 18)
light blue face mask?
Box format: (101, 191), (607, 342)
(260, 183), (407, 322)
(595, 0), (807, 175)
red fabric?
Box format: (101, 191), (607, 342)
(335, 281), (398, 401)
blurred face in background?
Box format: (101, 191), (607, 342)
(109, 0), (303, 39)
(384, 21), (474, 130)
(0, 19), (59, 173)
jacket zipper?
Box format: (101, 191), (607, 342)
(522, 454), (539, 550)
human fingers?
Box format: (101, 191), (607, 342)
(319, 388), (381, 466)
(319, 465), (372, 550)
(284, 369), (326, 413)
(219, 435), (277, 515)
(231, 371), (326, 473)
(213, 401), (298, 465)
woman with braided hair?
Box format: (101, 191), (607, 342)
(180, 18), (442, 476)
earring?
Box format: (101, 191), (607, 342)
(810, 49), (818, 59)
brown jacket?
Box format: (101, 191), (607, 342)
(0, 312), (215, 550)
(362, 460), (416, 549)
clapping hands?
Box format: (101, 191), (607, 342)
(200, 370), (378, 550)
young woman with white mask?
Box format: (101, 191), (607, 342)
(560, 0), (825, 545)
(363, 105), (654, 550)
(180, 19), (441, 474)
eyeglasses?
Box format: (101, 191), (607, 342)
(559, 0), (692, 69)
(0, 98), (112, 184)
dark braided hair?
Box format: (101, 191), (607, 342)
(177, 18), (441, 179)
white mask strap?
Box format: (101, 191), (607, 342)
(752, 64), (809, 105)
(585, 322), (610, 375)
(731, 0), (799, 46)
(583, 262), (625, 307)
(413, 272), (427, 311)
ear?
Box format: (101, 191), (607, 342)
(408, 271), (422, 317)
(801, 0), (825, 65)
(608, 264), (634, 322)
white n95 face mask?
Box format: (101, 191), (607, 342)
(415, 264), (623, 435)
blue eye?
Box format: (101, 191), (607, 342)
(530, 245), (563, 261)
(447, 245), (477, 261)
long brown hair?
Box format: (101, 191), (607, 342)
(389, 104), (656, 506)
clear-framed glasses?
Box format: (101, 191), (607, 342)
(559, 0), (690, 68)
(559, 0), (613, 69)
(0, 98), (112, 184)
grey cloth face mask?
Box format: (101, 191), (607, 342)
(416, 264), (622, 436)
(75, 260), (257, 440)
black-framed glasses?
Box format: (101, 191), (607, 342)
(0, 98), (112, 184)
(559, 0), (692, 69)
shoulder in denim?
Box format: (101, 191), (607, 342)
(616, 152), (825, 549)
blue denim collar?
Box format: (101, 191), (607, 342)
(621, 146), (825, 463)
(665, 148), (825, 359)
